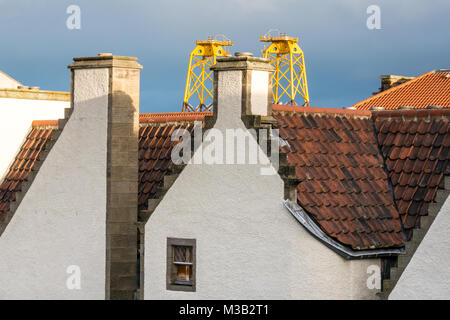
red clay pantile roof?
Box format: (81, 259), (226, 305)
(12, 107), (449, 253)
(5, 104), (447, 254)
(352, 70), (450, 110)
(139, 123), (195, 211)
(138, 112), (209, 210)
(373, 109), (450, 240)
(0, 108), (407, 251)
(273, 105), (404, 250)
(0, 122), (58, 220)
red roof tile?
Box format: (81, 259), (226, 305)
(0, 122), (58, 220)
(273, 107), (404, 250)
(373, 109), (450, 240)
(138, 112), (210, 210)
(139, 122), (196, 211)
(352, 70), (450, 110)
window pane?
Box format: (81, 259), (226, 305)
(176, 265), (192, 282)
(173, 246), (192, 263)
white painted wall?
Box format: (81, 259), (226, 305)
(0, 98), (68, 180)
(144, 70), (380, 300)
(389, 193), (450, 300)
(0, 71), (22, 89)
(250, 70), (269, 116)
(0, 68), (109, 299)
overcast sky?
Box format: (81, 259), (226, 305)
(0, 0), (449, 113)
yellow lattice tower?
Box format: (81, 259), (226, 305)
(183, 35), (233, 112)
(260, 30), (310, 106)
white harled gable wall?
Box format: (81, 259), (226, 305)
(389, 194), (450, 300)
(0, 98), (67, 181)
(0, 71), (22, 89)
(0, 68), (109, 299)
(144, 70), (380, 299)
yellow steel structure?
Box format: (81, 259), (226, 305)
(260, 30), (310, 106)
(183, 36), (233, 112)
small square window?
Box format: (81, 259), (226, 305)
(167, 238), (196, 292)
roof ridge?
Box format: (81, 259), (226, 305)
(140, 111), (211, 117)
(272, 104), (371, 117)
(351, 70), (434, 109)
(372, 108), (450, 119)
(432, 69), (450, 73)
(139, 112), (211, 124)
(32, 120), (59, 128)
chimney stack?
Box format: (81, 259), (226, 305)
(69, 54), (142, 300)
(376, 75), (414, 94)
(210, 53), (274, 127)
